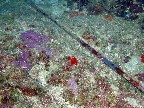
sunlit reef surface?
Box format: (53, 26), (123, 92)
(0, 0), (144, 107)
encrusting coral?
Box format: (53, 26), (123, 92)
(14, 30), (53, 71)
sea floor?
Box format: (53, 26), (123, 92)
(0, 0), (144, 108)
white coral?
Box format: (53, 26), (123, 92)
(125, 97), (143, 108)
(124, 56), (141, 72)
(48, 86), (82, 108)
(29, 62), (49, 86)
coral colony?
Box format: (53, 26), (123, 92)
(67, 78), (78, 97)
(14, 50), (31, 71)
(14, 30), (52, 71)
(20, 30), (51, 50)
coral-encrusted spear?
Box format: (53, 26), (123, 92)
(25, 0), (144, 93)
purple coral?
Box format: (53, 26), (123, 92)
(14, 50), (31, 71)
(14, 30), (53, 71)
(15, 59), (31, 71)
(20, 30), (51, 46)
(20, 50), (30, 59)
(20, 30), (52, 56)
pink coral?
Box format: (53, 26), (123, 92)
(67, 78), (78, 96)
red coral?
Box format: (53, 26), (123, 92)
(97, 93), (110, 108)
(68, 10), (85, 18)
(66, 56), (78, 66)
(1, 91), (14, 108)
(82, 31), (97, 41)
(15, 86), (37, 97)
(141, 54), (144, 63)
(97, 79), (112, 93)
(135, 73), (144, 81)
(62, 56), (78, 71)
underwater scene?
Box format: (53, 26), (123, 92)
(0, 0), (144, 107)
